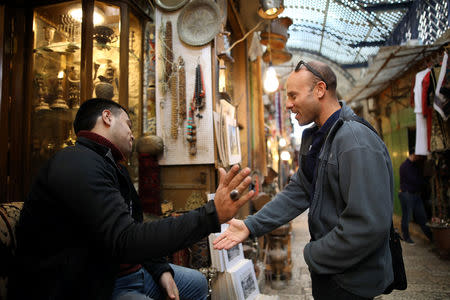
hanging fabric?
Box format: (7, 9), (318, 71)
(434, 52), (449, 121)
(414, 68), (431, 155)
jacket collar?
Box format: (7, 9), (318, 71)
(76, 131), (125, 163)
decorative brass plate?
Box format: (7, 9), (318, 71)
(155, 0), (189, 11)
(177, 0), (221, 46)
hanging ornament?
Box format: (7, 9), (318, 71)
(193, 64), (205, 118)
(186, 101), (197, 155)
(178, 57), (186, 126)
(170, 63), (178, 139)
(164, 21), (173, 84)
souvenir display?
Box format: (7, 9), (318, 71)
(50, 71), (69, 110)
(186, 101), (197, 155)
(199, 267), (218, 298)
(93, 25), (117, 46)
(177, 0), (221, 46)
(34, 73), (50, 112)
(155, 0), (189, 11)
(94, 59), (117, 100)
(170, 63), (179, 139)
(193, 64), (205, 118)
(67, 66), (80, 109)
(156, 7), (215, 165)
(178, 57), (186, 125)
(165, 21), (173, 83)
(27, 1), (146, 180)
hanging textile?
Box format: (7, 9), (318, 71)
(422, 70), (435, 151)
(414, 68), (431, 155)
(430, 109), (450, 151)
(434, 52), (449, 121)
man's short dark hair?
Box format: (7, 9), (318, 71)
(308, 61), (337, 92)
(73, 98), (127, 134)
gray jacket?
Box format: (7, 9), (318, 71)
(245, 101), (394, 298)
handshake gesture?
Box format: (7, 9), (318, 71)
(213, 165), (253, 250)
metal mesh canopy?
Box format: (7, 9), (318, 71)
(280, 0), (413, 64)
(345, 43), (445, 102)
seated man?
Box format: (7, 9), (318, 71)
(9, 98), (253, 300)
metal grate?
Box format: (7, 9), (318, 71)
(281, 0), (420, 65)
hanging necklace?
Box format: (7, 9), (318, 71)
(194, 64), (205, 119)
(164, 21), (173, 84)
(186, 101), (197, 155)
(178, 57), (186, 126)
(170, 62), (178, 139)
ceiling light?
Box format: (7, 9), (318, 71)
(258, 0), (284, 19)
(263, 63), (279, 94)
(69, 6), (105, 25)
(280, 150), (291, 161)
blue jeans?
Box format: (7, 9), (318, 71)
(112, 264), (208, 300)
(399, 192), (432, 241)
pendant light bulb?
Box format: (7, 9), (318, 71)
(264, 65), (279, 93)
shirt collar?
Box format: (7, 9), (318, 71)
(317, 109), (341, 135)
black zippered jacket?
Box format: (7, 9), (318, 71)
(9, 137), (220, 299)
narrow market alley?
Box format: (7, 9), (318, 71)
(262, 212), (450, 300)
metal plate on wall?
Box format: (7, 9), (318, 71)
(155, 0), (189, 11)
(177, 0), (221, 46)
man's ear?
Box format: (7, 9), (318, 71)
(315, 81), (326, 99)
(102, 109), (113, 126)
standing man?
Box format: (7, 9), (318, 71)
(215, 61), (394, 299)
(10, 98), (253, 300)
(399, 148), (433, 244)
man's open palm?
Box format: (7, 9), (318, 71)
(213, 218), (250, 250)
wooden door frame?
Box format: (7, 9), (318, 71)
(0, 4), (7, 203)
(0, 5), (33, 203)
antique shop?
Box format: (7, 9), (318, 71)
(1, 0), (449, 299)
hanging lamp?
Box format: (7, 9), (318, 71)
(258, 0), (284, 19)
(263, 21), (279, 94)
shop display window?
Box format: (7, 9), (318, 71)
(128, 11), (142, 138)
(31, 1), (82, 173)
(29, 0), (151, 181)
(92, 2), (120, 101)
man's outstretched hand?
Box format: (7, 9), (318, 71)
(213, 218), (250, 250)
(214, 165), (254, 224)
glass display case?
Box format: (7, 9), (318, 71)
(29, 0), (153, 181)
(92, 2), (120, 102)
(31, 1), (82, 172)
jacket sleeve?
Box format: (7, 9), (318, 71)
(48, 152), (221, 263)
(303, 132), (393, 274)
(244, 169), (311, 237)
(143, 258), (174, 281)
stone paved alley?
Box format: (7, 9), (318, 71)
(261, 212), (450, 300)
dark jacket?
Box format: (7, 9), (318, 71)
(245, 102), (394, 298)
(10, 137), (220, 299)
(399, 158), (424, 193)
